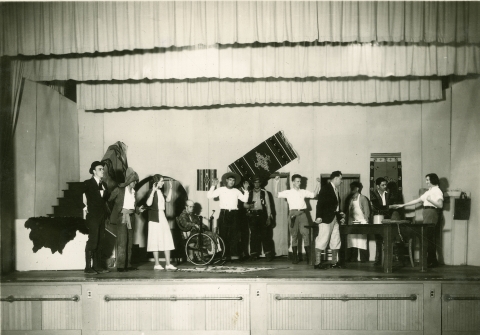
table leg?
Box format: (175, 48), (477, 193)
(309, 228), (314, 266)
(420, 226), (428, 272)
(383, 225), (393, 273)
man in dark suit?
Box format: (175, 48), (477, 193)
(370, 177), (390, 266)
(83, 161), (110, 274)
(314, 171), (346, 269)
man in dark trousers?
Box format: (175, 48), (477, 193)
(83, 161), (110, 274)
(370, 177), (390, 266)
(108, 167), (145, 272)
(314, 171), (345, 269)
(244, 176), (274, 261)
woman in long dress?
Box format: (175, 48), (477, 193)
(146, 174), (177, 271)
(346, 181), (370, 262)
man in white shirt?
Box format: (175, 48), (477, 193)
(392, 173), (444, 267)
(274, 174), (320, 264)
(207, 172), (249, 261)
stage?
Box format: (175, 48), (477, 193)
(3, 257), (480, 283)
(2, 258), (480, 335)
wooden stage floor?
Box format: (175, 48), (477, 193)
(3, 257), (480, 283)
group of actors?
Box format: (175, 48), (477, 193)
(82, 160), (443, 274)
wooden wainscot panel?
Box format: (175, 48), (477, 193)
(95, 283), (250, 334)
(442, 283), (480, 334)
(267, 283), (424, 335)
(1, 284), (82, 334)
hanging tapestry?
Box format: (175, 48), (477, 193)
(228, 131), (298, 182)
(197, 169), (217, 191)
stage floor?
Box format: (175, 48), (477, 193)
(3, 257), (480, 283)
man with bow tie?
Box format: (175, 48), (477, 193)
(82, 161), (110, 274)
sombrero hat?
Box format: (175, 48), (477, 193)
(221, 172), (241, 186)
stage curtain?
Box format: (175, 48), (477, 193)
(20, 42), (480, 82)
(76, 78), (443, 110)
(2, 2), (479, 56)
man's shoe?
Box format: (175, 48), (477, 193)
(428, 261), (439, 268)
(117, 268), (127, 272)
(84, 268), (97, 274)
(266, 253), (274, 262)
(94, 268), (110, 274)
(127, 267), (138, 271)
(314, 263), (330, 270)
(373, 261), (381, 266)
(330, 263), (344, 269)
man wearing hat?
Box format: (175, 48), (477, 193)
(244, 176), (274, 261)
(108, 167), (145, 272)
(82, 161), (111, 274)
(207, 172), (249, 261)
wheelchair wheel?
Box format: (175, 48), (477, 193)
(212, 236), (226, 264)
(185, 233), (216, 266)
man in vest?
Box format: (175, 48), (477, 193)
(244, 176), (274, 261)
(108, 167), (145, 272)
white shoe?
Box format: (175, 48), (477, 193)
(154, 264), (164, 270)
(165, 264), (177, 271)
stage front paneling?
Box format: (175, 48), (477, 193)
(1, 280), (480, 335)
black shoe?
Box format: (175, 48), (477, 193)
(94, 268), (110, 274)
(373, 261), (381, 266)
(117, 268), (127, 272)
(127, 267), (138, 271)
(314, 263), (330, 270)
(330, 263), (344, 269)
(428, 261), (439, 268)
(84, 268), (97, 274)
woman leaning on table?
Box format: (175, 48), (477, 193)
(391, 173), (443, 267)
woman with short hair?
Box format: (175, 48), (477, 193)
(393, 173), (443, 267)
(146, 174), (177, 271)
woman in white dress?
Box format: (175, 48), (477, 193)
(146, 174), (177, 271)
(346, 182), (370, 262)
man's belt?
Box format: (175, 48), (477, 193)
(423, 206), (438, 209)
(220, 209), (238, 212)
(290, 209), (305, 212)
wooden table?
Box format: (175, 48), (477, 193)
(306, 223), (434, 273)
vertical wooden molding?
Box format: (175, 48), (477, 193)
(250, 283), (267, 335)
(423, 282), (441, 335)
(81, 284), (97, 335)
(193, 300), (206, 331)
(31, 301), (43, 330)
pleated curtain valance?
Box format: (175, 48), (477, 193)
(20, 42), (480, 82)
(2, 1), (480, 56)
(76, 78), (443, 110)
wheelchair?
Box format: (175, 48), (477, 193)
(183, 212), (226, 266)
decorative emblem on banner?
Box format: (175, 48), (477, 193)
(254, 152), (271, 171)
